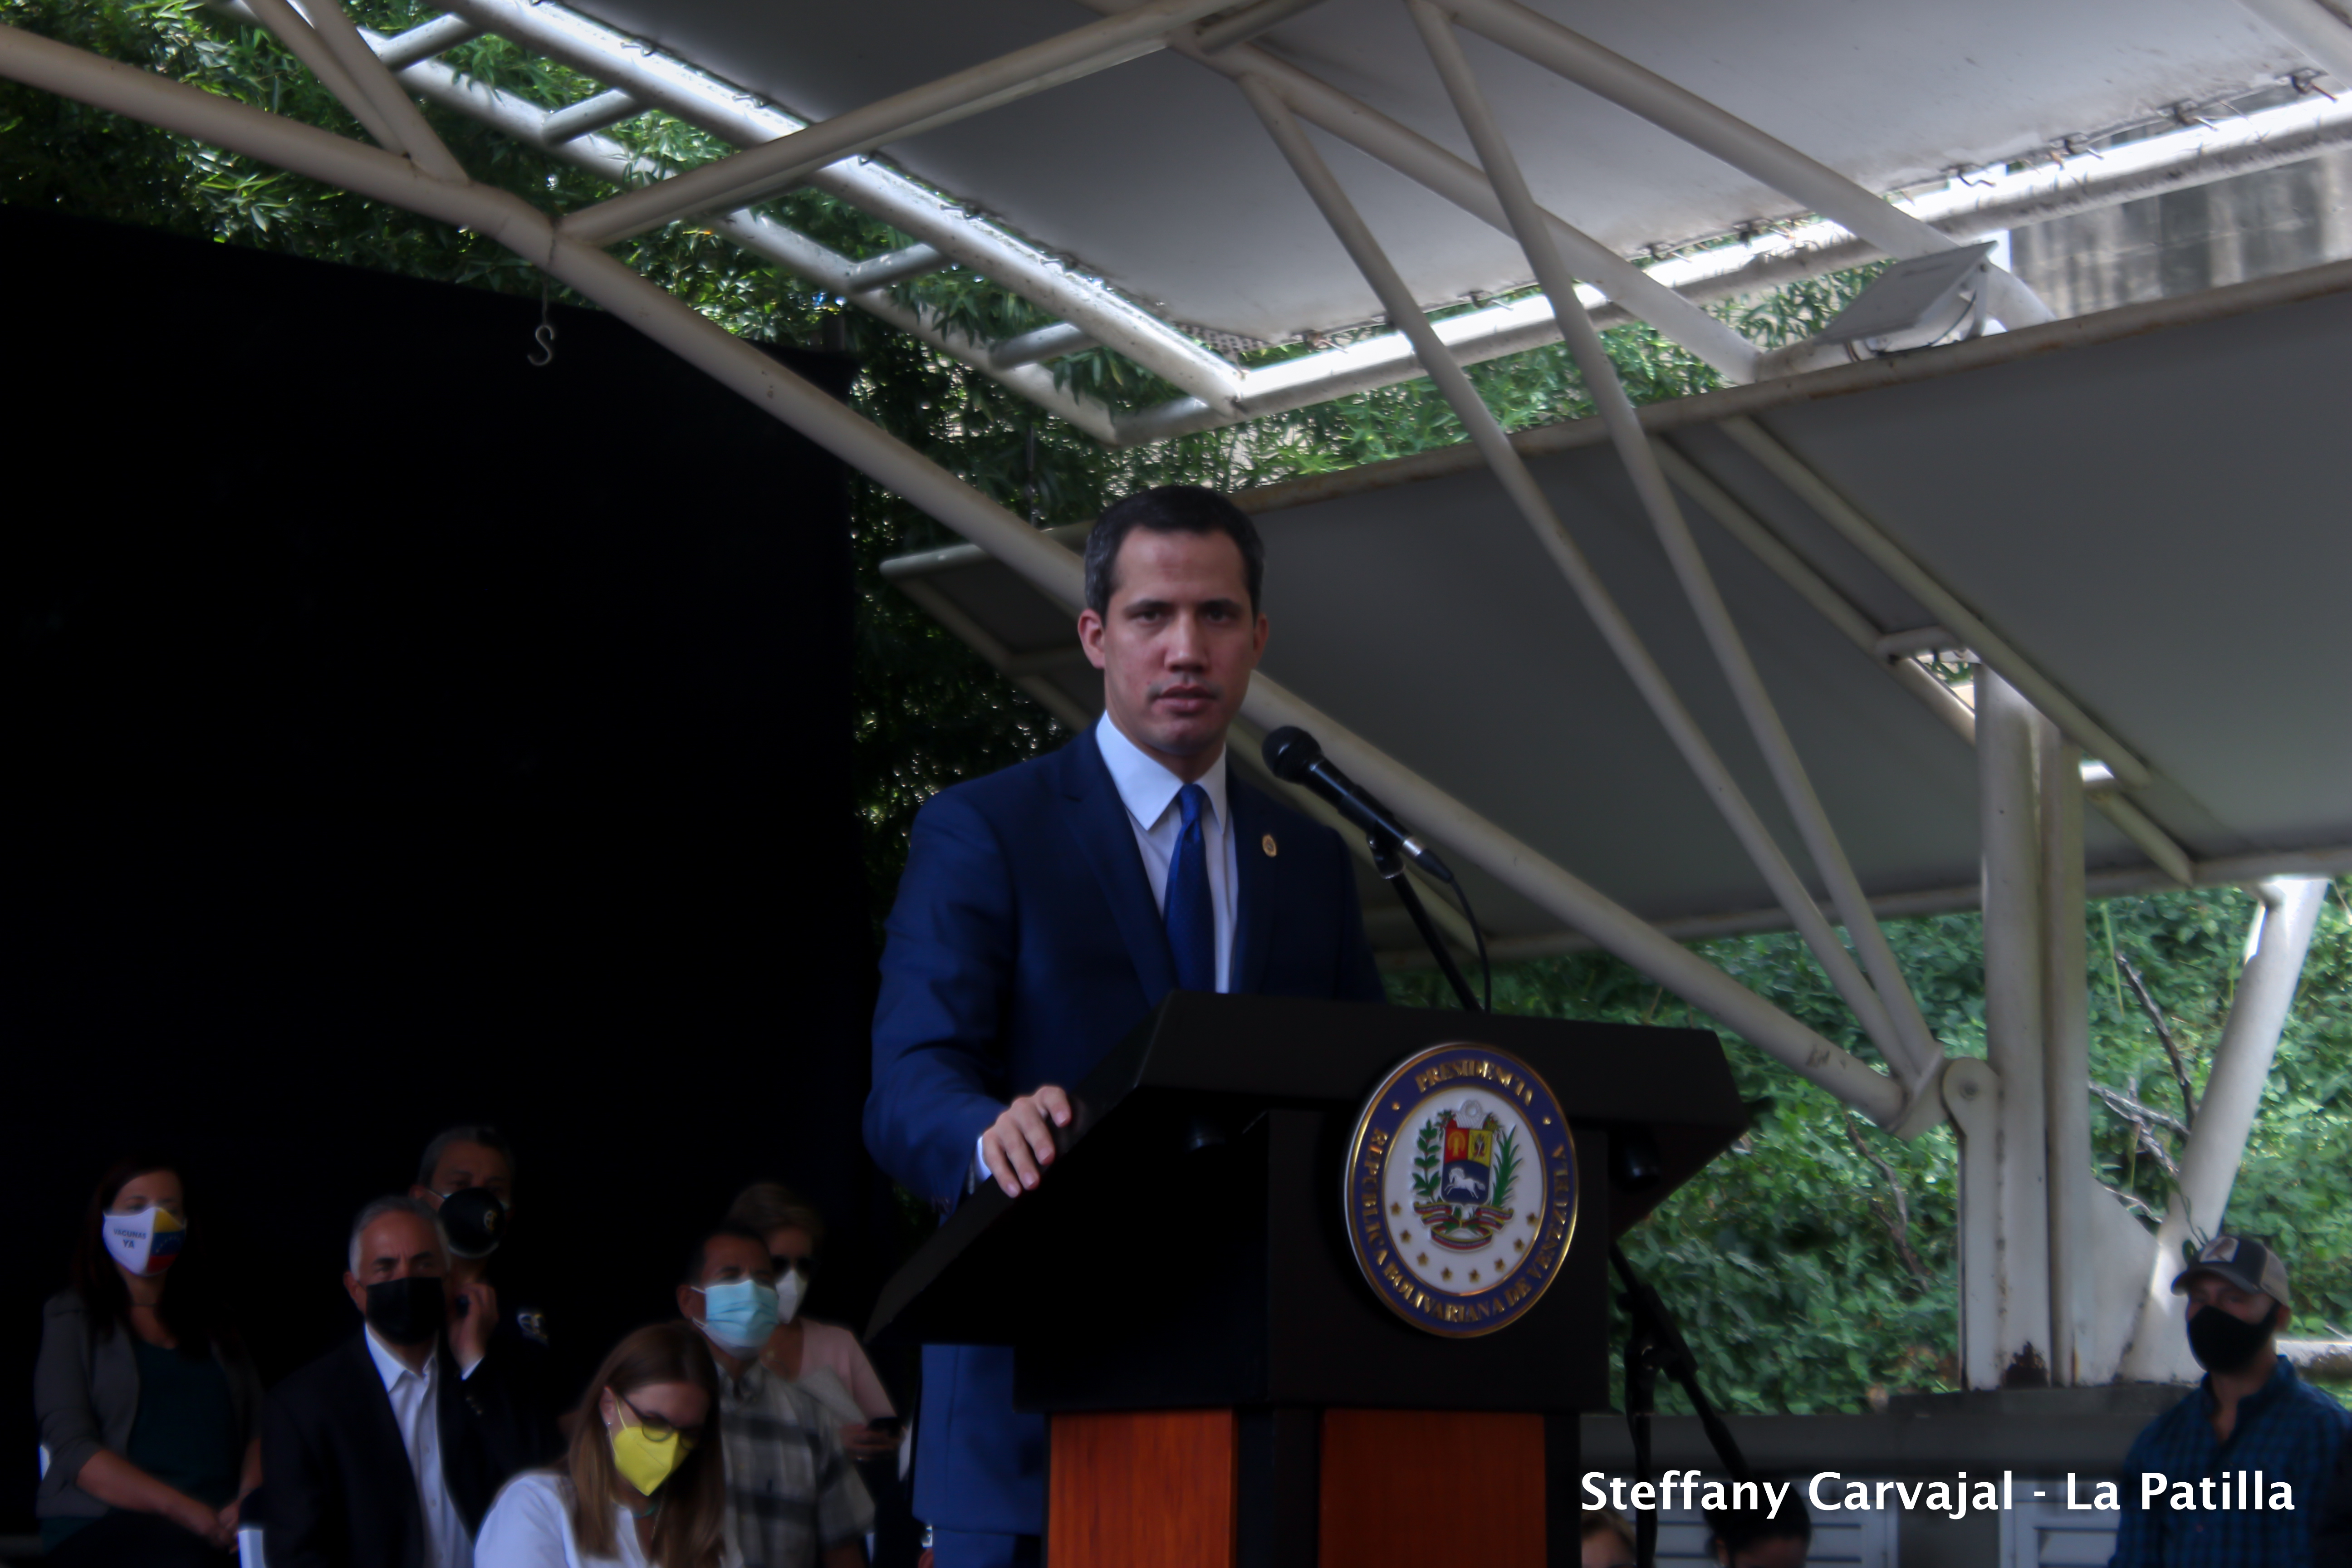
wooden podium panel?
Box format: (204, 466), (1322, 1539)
(1319, 1410), (1547, 1568)
(1049, 1409), (1239, 1568)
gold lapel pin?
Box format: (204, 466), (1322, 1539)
(1262, 833), (1279, 857)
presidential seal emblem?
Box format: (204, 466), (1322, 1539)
(1345, 1043), (1576, 1338)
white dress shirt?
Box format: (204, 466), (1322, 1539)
(976, 715), (1241, 1181)
(1092, 712), (1239, 990)
(363, 1327), (474, 1568)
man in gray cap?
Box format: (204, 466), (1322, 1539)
(2109, 1235), (2351, 1566)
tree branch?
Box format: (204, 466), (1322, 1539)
(2096, 1180), (2161, 1224)
(2090, 1083), (2184, 1187)
(2117, 954), (2197, 1126)
(1845, 1117), (1935, 1291)
(2090, 1081), (2190, 1138)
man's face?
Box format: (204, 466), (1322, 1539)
(417, 1140), (514, 1207)
(1078, 527), (1267, 775)
(343, 1212), (449, 1313)
(678, 1234), (775, 1325)
(2186, 1273), (2278, 1329)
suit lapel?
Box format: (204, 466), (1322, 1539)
(1059, 729), (1176, 1000)
(345, 1335), (422, 1528)
(1229, 777), (1276, 995)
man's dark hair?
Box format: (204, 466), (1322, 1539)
(681, 1223), (770, 1287)
(1707, 1500), (1812, 1560)
(416, 1124), (517, 1190)
(1083, 485), (1265, 617)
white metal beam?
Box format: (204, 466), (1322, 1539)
(2115, 876), (2331, 1381)
(430, 0), (1244, 410)
(540, 87), (642, 144)
(1076, 0), (1764, 383)
(2039, 715), (2095, 1385)
(366, 12), (477, 72)
(1656, 438), (2195, 883)
(279, 0), (466, 181)
(326, 23), (1126, 439)
(1240, 68), (1938, 1083)
(1413, 0), (1944, 1088)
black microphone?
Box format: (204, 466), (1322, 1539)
(1261, 726), (1455, 884)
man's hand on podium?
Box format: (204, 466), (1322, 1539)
(981, 1086), (1071, 1198)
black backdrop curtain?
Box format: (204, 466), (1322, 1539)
(1, 206), (876, 1530)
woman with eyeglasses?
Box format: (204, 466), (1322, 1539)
(33, 1156), (265, 1567)
(475, 1322), (736, 1568)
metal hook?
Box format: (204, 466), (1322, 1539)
(528, 281), (556, 368)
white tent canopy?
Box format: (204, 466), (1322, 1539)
(883, 264), (2352, 955)
(565, 0), (2307, 341)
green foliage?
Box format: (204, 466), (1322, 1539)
(1489, 1125), (1520, 1211)
(1387, 882), (2352, 1410)
(1411, 1117), (1441, 1200)
(17, 2), (2344, 1415)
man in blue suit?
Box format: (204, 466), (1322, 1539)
(866, 485), (1386, 1568)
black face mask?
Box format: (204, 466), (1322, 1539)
(437, 1187), (507, 1260)
(2187, 1301), (2275, 1373)
(364, 1275), (448, 1347)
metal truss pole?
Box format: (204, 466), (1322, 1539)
(1977, 671), (2053, 1387)
(1237, 67), (1940, 1087)
(1658, 437), (2194, 885)
(1071, 0), (1759, 383)
(1410, 0), (1944, 1090)
(2116, 876), (2330, 1381)
(0, 19), (1918, 1128)
(2038, 715), (2093, 1385)
(428, 0), (1244, 410)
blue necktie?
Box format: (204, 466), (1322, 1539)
(1165, 783), (1215, 993)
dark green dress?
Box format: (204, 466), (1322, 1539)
(39, 1338), (240, 1552)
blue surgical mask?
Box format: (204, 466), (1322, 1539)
(692, 1278), (779, 1353)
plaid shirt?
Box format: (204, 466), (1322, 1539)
(2110, 1356), (2351, 1568)
(714, 1359), (874, 1568)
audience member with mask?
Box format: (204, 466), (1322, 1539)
(2110, 1235), (2351, 1566)
(723, 1185), (897, 1455)
(679, 1224), (872, 1568)
(412, 1126), (566, 1406)
(262, 1196), (559, 1568)
(34, 1156), (265, 1566)
(474, 1323), (735, 1568)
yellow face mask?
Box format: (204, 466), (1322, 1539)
(608, 1394), (696, 1496)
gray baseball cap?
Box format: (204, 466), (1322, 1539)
(2172, 1234), (2293, 1308)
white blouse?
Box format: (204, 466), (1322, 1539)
(474, 1471), (741, 1568)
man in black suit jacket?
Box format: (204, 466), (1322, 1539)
(263, 1196), (557, 1568)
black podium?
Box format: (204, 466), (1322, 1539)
(870, 994), (1744, 1568)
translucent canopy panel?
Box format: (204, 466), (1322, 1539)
(568, 0), (2303, 339)
(884, 264), (2352, 950)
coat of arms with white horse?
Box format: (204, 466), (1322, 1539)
(1410, 1097), (1520, 1249)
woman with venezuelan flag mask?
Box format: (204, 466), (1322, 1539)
(34, 1155), (265, 1565)
(475, 1321), (736, 1567)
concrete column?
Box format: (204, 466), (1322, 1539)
(1972, 671), (2053, 1386)
(2038, 717), (2093, 1385)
